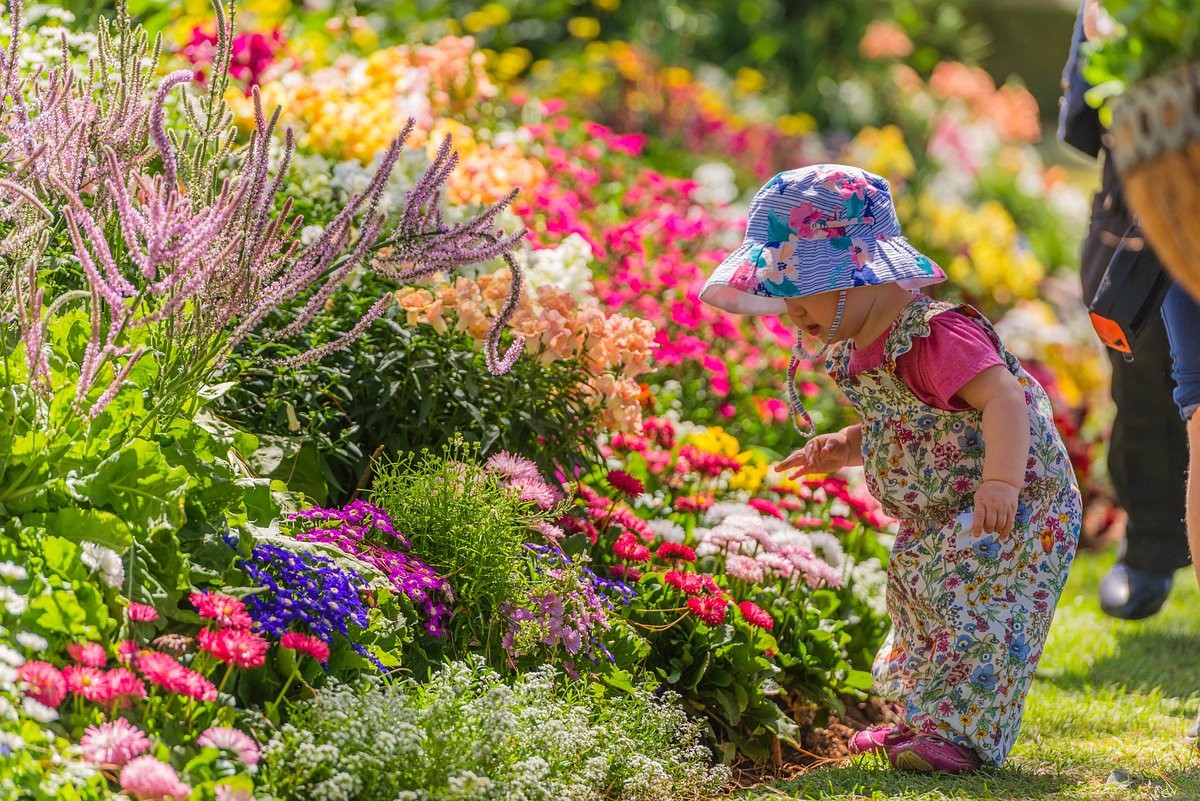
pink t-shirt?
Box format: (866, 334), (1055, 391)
(847, 308), (1005, 411)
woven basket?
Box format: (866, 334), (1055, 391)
(1109, 61), (1200, 301)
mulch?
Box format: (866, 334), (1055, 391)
(723, 695), (904, 790)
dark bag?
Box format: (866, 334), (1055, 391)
(1087, 224), (1171, 358)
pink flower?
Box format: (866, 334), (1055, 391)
(747, 498), (785, 520)
(119, 756), (192, 800)
(128, 603), (159, 622)
(190, 592), (253, 629)
(664, 569), (705, 594)
(17, 661), (66, 707)
(198, 726), (260, 766)
(63, 665), (108, 701)
(67, 641), (108, 668)
(605, 469), (645, 498)
(613, 532), (651, 562)
(92, 668), (148, 706)
(686, 595), (728, 626)
(197, 627), (269, 669)
(738, 601), (775, 630)
(79, 718), (152, 767)
(136, 652), (218, 702)
(280, 632), (330, 664)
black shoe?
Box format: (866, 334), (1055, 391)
(1097, 562), (1173, 620)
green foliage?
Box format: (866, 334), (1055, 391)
(1082, 0), (1200, 107)
(259, 660), (731, 801)
(216, 276), (604, 505)
(619, 573), (798, 762)
(370, 439), (550, 664)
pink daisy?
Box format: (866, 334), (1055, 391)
(67, 641), (108, 668)
(127, 603), (159, 622)
(484, 450), (545, 483)
(119, 756), (192, 800)
(197, 726), (260, 766)
(79, 718), (152, 766)
(738, 600), (775, 630)
(686, 595), (729, 626)
(280, 632), (330, 664)
(189, 591), (253, 629)
(17, 661), (67, 707)
(197, 627), (269, 669)
(613, 532), (651, 562)
(656, 542), (697, 563)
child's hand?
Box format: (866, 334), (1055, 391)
(973, 479), (1019, 536)
(775, 433), (851, 478)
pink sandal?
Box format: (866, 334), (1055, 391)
(847, 724), (914, 755)
(887, 733), (983, 774)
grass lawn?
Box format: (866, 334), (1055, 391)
(746, 548), (1200, 800)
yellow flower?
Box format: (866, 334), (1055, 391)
(686, 427), (741, 458)
(728, 453), (768, 494)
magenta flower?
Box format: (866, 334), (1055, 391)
(127, 603), (159, 622)
(605, 469), (645, 498)
(738, 600), (775, 630)
(67, 641), (108, 668)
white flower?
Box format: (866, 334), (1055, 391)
(0, 731), (25, 755)
(691, 161), (738, 206)
(647, 518), (686, 545)
(21, 697), (58, 723)
(0, 586), (28, 616)
(0, 645), (25, 668)
(15, 632), (48, 652)
(80, 543), (124, 589)
(0, 562), (27, 582)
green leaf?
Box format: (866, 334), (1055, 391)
(69, 438), (188, 532)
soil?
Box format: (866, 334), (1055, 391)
(724, 695), (904, 790)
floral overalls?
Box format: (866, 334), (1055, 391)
(828, 298), (1081, 766)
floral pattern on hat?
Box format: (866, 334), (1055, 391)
(700, 164), (946, 315)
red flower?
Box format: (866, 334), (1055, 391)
(830, 516), (857, 532)
(738, 601), (774, 630)
(686, 595), (728, 626)
(197, 627), (269, 669)
(613, 532), (651, 562)
(664, 569), (705, 594)
(655, 542), (696, 563)
(674, 494), (714, 512)
(605, 469), (645, 498)
(280, 632), (330, 664)
(747, 498), (785, 519)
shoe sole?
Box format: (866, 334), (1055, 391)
(891, 747), (980, 774)
(892, 749), (936, 772)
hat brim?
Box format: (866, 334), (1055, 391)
(700, 234), (946, 316)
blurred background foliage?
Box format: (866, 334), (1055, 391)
(77, 0), (1079, 128)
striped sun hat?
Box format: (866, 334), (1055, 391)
(700, 164), (946, 315)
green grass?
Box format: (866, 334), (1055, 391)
(743, 550), (1200, 800)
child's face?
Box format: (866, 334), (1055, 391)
(783, 291), (848, 342)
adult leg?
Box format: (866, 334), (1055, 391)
(1097, 316), (1192, 617)
(1158, 282), (1200, 748)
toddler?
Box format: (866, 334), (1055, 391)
(700, 164), (1080, 773)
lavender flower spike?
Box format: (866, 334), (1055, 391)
(150, 70), (193, 191)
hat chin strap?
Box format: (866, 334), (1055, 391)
(786, 290), (846, 437)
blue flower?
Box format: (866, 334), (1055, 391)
(1008, 633), (1031, 662)
(957, 426), (984, 454)
(970, 664), (997, 691)
(973, 534), (1001, 561)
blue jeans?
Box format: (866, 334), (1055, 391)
(1161, 282), (1200, 421)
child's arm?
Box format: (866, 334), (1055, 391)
(775, 424), (863, 478)
(956, 365), (1031, 537)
